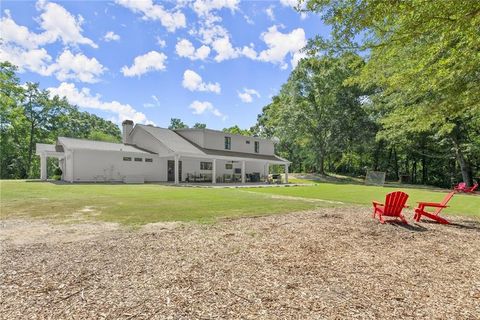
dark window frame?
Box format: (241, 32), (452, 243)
(145, 158), (153, 163)
(200, 161), (213, 170)
(224, 136), (231, 150)
(254, 141), (260, 153)
(123, 157), (132, 161)
(225, 163), (233, 169)
(134, 157), (143, 162)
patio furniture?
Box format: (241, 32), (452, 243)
(372, 191), (409, 224)
(413, 191), (454, 224)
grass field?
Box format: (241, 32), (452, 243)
(0, 180), (320, 225)
(1, 180), (478, 225)
(248, 178), (480, 217)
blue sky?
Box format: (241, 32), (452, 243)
(1, 0), (329, 130)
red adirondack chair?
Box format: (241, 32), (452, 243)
(454, 182), (478, 193)
(372, 191), (409, 224)
(465, 183), (478, 193)
(454, 182), (466, 192)
(414, 191), (455, 224)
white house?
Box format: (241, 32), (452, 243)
(36, 120), (290, 184)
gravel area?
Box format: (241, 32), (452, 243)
(1, 207), (480, 319)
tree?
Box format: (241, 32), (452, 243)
(222, 125), (252, 136)
(168, 118), (188, 129)
(304, 0), (480, 185)
(193, 122), (207, 129)
(255, 54), (372, 174)
(0, 63), (121, 179)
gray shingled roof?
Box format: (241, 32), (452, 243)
(137, 125), (204, 155)
(58, 137), (154, 154)
(198, 148), (289, 162)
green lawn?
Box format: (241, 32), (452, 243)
(246, 181), (480, 217)
(1, 180), (478, 226)
(0, 180), (321, 225)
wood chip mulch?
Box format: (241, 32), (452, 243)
(1, 207), (480, 319)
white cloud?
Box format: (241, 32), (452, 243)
(47, 50), (106, 83)
(182, 70), (221, 93)
(291, 51), (307, 69)
(121, 51), (167, 77)
(48, 82), (151, 124)
(238, 88), (260, 103)
(258, 25), (306, 69)
(189, 100), (226, 120)
(115, 0), (186, 32)
(103, 31), (120, 42)
(211, 36), (239, 62)
(0, 46), (105, 83)
(279, 0), (298, 7)
(0, 44), (52, 75)
(266, 6), (275, 21)
(0, 2), (97, 49)
(156, 37), (166, 48)
(175, 39), (210, 61)
(192, 0), (239, 17)
(35, 0), (98, 48)
(143, 95), (160, 108)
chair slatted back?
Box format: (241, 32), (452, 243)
(434, 192), (455, 215)
(384, 191), (409, 216)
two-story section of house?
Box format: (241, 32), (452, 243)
(36, 120), (290, 184)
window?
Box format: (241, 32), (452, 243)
(225, 163), (233, 169)
(254, 141), (260, 153)
(134, 157), (143, 162)
(123, 157), (132, 161)
(246, 140), (250, 144)
(200, 162), (213, 170)
(224, 136), (231, 150)
(234, 168), (242, 174)
(145, 158), (153, 163)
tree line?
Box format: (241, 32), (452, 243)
(252, 0), (479, 187)
(1, 62), (121, 179)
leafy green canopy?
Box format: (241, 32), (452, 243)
(303, 0), (480, 184)
(0, 62), (121, 179)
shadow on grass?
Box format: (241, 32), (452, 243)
(386, 220), (429, 232)
(420, 219), (480, 231)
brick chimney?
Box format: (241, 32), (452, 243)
(122, 120), (134, 144)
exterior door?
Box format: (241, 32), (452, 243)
(167, 160), (182, 182)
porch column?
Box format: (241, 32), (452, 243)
(285, 163), (289, 184)
(212, 159), (216, 184)
(40, 153), (47, 181)
(174, 155), (180, 185)
(265, 162), (269, 179)
(241, 160), (246, 184)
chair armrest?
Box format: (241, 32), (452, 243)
(416, 202), (448, 208)
(372, 201), (383, 207)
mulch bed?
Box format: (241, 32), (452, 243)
(1, 207), (480, 319)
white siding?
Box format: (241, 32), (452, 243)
(203, 130), (275, 155)
(71, 149), (166, 182)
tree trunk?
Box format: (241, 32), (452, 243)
(393, 147), (399, 181)
(422, 154), (427, 185)
(452, 137), (473, 186)
(317, 153), (325, 175)
(26, 121), (35, 178)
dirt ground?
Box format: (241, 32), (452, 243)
(1, 208), (480, 319)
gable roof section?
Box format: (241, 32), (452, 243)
(58, 137), (154, 154)
(136, 124), (204, 155)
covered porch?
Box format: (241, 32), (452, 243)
(36, 143), (65, 180)
(163, 152), (290, 185)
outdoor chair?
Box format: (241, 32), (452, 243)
(372, 191), (409, 224)
(413, 191), (455, 224)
